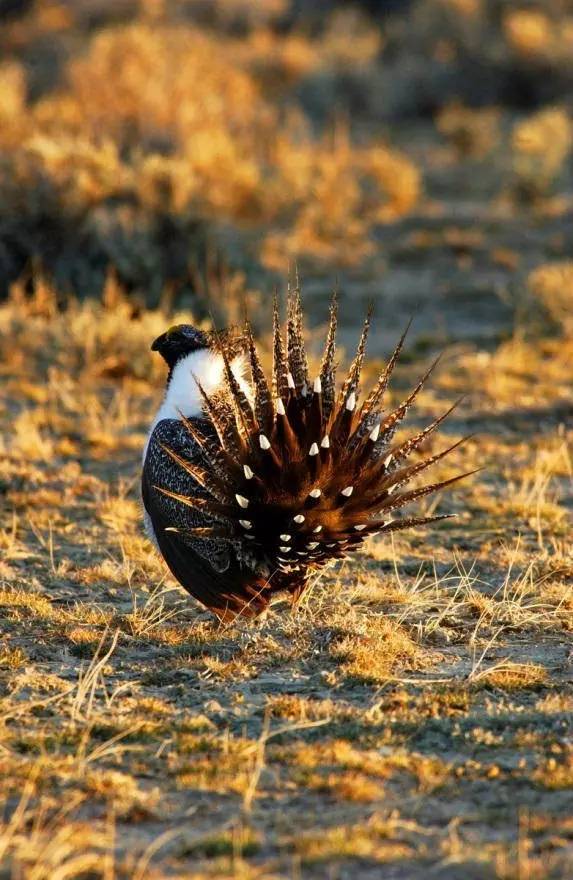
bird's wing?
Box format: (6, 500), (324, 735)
(142, 417), (232, 573)
(142, 417), (271, 619)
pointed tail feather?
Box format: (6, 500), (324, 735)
(338, 302), (373, 405)
(356, 317), (412, 430)
(372, 354), (442, 453)
(287, 275), (309, 395)
(372, 468), (480, 517)
(214, 329), (257, 441)
(387, 397), (464, 466)
(245, 321), (273, 434)
(272, 291), (289, 400)
(319, 290), (338, 424)
(193, 378), (245, 463)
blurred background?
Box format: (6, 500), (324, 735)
(0, 12), (572, 874)
(0, 0), (572, 351)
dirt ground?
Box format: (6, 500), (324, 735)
(1, 275), (572, 878)
(1, 1), (573, 878)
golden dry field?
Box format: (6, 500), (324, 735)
(0, 1), (572, 878)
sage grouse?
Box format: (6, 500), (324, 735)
(142, 286), (470, 620)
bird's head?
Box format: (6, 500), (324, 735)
(152, 324), (245, 372)
(151, 324), (212, 370)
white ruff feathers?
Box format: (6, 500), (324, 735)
(143, 350), (249, 462)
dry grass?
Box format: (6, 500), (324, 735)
(511, 107), (572, 200)
(528, 262), (573, 337)
(437, 103), (501, 158)
(504, 9), (573, 66)
(1, 278), (572, 878)
(0, 10), (420, 295)
(1, 1), (573, 877)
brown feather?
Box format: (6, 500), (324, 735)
(357, 318), (412, 429)
(272, 291), (289, 400)
(319, 290), (338, 424)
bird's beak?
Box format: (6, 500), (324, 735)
(151, 332), (166, 352)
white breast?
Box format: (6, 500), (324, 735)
(143, 349), (250, 462)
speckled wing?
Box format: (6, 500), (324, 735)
(143, 417), (232, 570)
(142, 417), (276, 619)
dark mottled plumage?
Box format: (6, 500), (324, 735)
(142, 285), (472, 620)
(142, 417), (280, 618)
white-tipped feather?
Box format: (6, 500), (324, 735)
(236, 494), (249, 508)
(259, 434), (271, 450)
(293, 514), (305, 524)
(243, 464), (254, 480)
(341, 486), (354, 497)
(346, 392), (356, 411)
(321, 434), (330, 449)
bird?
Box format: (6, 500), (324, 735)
(142, 283), (472, 621)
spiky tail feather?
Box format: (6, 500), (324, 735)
(158, 285), (472, 618)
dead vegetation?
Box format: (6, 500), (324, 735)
(0, 0), (572, 877)
(511, 107), (572, 201)
(528, 262), (573, 337)
(0, 10), (420, 297)
(1, 275), (572, 878)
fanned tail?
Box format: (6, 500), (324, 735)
(156, 282), (471, 617)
